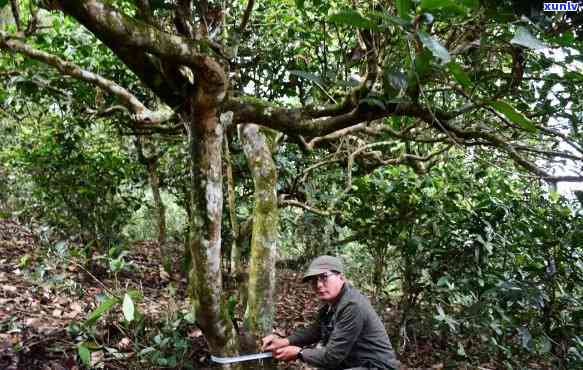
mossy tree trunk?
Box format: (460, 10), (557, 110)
(240, 124), (278, 351)
(148, 160), (166, 246)
(223, 132), (240, 275)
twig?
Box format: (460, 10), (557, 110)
(279, 197), (339, 216)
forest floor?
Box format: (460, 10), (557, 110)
(0, 219), (485, 370)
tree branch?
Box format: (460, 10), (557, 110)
(10, 0), (21, 32)
(238, 0), (255, 35)
(0, 31), (174, 124)
(58, 0), (226, 70)
(278, 197), (339, 216)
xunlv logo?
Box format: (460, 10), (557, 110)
(543, 1), (580, 11)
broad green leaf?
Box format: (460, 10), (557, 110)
(564, 71), (583, 81)
(421, 0), (478, 12)
(457, 342), (467, 357)
(85, 296), (118, 325)
(488, 101), (537, 132)
(0, 0), (9, 9)
(328, 10), (376, 29)
(421, 0), (452, 9)
(518, 327), (532, 350)
(418, 31), (451, 64)
(78, 344), (91, 367)
(511, 27), (546, 50)
(385, 71), (408, 91)
(122, 293), (135, 322)
(448, 62), (471, 88)
(421, 0), (480, 10)
(288, 70), (324, 85)
(437, 276), (449, 286)
(369, 11), (411, 28)
(396, 0), (412, 21)
(295, 0), (305, 10)
(414, 49), (432, 78)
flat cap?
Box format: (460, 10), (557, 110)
(302, 255), (344, 282)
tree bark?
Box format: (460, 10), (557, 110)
(223, 132), (240, 275)
(240, 124), (278, 347)
(181, 49), (238, 354)
(146, 160), (166, 247)
(135, 136), (167, 252)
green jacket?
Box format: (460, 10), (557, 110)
(288, 283), (400, 369)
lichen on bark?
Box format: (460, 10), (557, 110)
(240, 124), (278, 340)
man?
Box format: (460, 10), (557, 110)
(262, 255), (400, 369)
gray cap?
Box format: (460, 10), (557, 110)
(302, 255), (344, 282)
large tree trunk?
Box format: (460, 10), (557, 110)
(186, 108), (239, 354)
(240, 124), (278, 348)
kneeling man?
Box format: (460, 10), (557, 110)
(262, 255), (400, 369)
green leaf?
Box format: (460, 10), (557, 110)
(421, 0), (452, 9)
(78, 343), (91, 367)
(564, 71), (583, 81)
(421, 0), (478, 12)
(448, 62), (471, 88)
(385, 71), (408, 91)
(328, 10), (376, 29)
(122, 293), (135, 322)
(289, 70), (324, 85)
(418, 31), (450, 64)
(369, 11), (411, 28)
(414, 49), (432, 78)
(457, 342), (467, 357)
(511, 27), (546, 50)
(488, 101), (537, 132)
(85, 296), (118, 325)
(0, 0), (9, 9)
(295, 0), (305, 10)
(396, 0), (412, 21)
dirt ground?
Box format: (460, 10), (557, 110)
(0, 219), (460, 370)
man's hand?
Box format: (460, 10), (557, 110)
(261, 334), (289, 352)
(274, 345), (301, 361)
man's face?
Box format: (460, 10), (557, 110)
(310, 271), (345, 303)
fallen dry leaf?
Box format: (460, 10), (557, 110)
(189, 329), (203, 338)
(159, 267), (170, 281)
(91, 350), (105, 368)
(25, 318), (44, 329)
(2, 285), (18, 294)
(117, 337), (131, 350)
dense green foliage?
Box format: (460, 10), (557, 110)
(339, 156), (583, 367)
(2, 117), (142, 246)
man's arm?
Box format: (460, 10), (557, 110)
(299, 302), (364, 368)
(286, 320), (321, 347)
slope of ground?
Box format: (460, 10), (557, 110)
(0, 219), (475, 369)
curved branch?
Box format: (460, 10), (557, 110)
(278, 197), (339, 216)
(58, 0), (219, 68)
(0, 31), (174, 124)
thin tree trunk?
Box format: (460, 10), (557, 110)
(240, 124), (278, 348)
(147, 160), (166, 246)
(223, 132), (240, 275)
(186, 98), (238, 355)
(135, 136), (167, 256)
